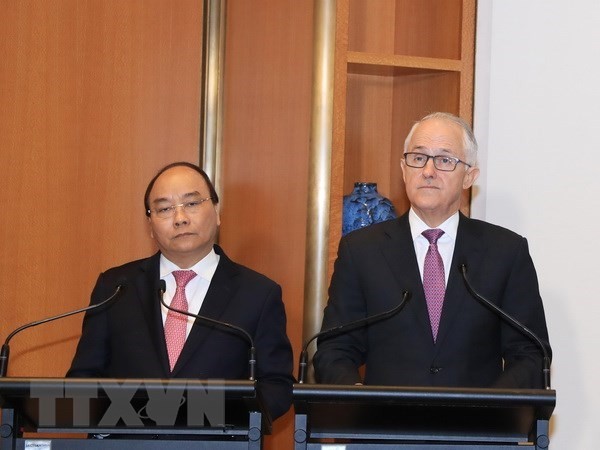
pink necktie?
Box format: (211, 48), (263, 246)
(422, 229), (445, 342)
(164, 270), (197, 371)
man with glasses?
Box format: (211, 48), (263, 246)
(68, 162), (294, 420)
(314, 112), (550, 389)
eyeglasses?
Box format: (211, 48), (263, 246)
(147, 197), (213, 219)
(403, 152), (471, 172)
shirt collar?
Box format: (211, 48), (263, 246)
(159, 248), (220, 281)
(408, 208), (459, 241)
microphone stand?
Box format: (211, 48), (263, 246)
(158, 282), (256, 381)
(298, 290), (411, 384)
(0, 283), (126, 377)
(459, 264), (552, 390)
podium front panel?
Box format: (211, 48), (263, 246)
(0, 378), (269, 450)
(293, 384), (555, 449)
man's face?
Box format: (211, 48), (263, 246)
(400, 118), (479, 226)
(147, 166), (220, 268)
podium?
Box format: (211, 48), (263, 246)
(293, 384), (555, 449)
(0, 378), (270, 449)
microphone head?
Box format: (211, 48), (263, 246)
(158, 279), (167, 294)
(116, 277), (129, 292)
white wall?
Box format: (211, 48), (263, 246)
(473, 1), (600, 448)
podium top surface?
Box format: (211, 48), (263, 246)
(293, 384), (556, 442)
(0, 377), (257, 397)
(294, 384), (555, 411)
(0, 377), (267, 434)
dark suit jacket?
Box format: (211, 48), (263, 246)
(314, 212), (550, 389)
(67, 245), (294, 420)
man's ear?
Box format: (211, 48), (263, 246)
(147, 216), (154, 238)
(400, 159), (407, 183)
(463, 166), (480, 189)
(214, 203), (221, 227)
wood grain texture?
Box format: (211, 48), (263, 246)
(394, 0), (463, 59)
(0, 0), (203, 377)
(220, 1), (314, 447)
(335, 0), (475, 231)
(329, 0), (350, 279)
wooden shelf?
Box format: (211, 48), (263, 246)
(347, 51), (463, 73)
(327, 0), (476, 279)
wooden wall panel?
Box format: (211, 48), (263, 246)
(347, 0), (396, 53)
(220, 1), (313, 448)
(0, 0), (203, 377)
(394, 0), (463, 59)
(343, 71), (395, 199)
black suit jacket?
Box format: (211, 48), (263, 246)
(314, 213), (550, 389)
(67, 245), (294, 420)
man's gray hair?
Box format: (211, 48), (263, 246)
(403, 112), (478, 166)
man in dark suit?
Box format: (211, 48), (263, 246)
(314, 112), (550, 389)
(68, 162), (294, 420)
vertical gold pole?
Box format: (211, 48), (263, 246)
(302, 0), (336, 381)
(201, 0), (227, 200)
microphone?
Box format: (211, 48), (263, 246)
(158, 280), (257, 381)
(459, 264), (552, 390)
(298, 290), (411, 384)
(0, 280), (127, 377)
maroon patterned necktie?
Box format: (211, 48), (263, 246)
(164, 270), (197, 371)
(422, 229), (445, 342)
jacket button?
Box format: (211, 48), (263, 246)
(430, 366), (442, 374)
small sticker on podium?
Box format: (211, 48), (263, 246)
(24, 440), (51, 450)
(321, 446), (346, 450)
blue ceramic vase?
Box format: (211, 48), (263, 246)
(342, 182), (397, 236)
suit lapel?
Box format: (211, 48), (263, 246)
(434, 213), (484, 349)
(171, 246), (240, 375)
(135, 253), (171, 376)
(380, 214), (434, 341)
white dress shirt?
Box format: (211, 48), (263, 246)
(159, 249), (220, 338)
(408, 208), (459, 286)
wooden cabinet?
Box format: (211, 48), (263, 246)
(328, 0), (476, 272)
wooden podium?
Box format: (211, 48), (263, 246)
(293, 384), (555, 449)
(0, 378), (270, 449)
